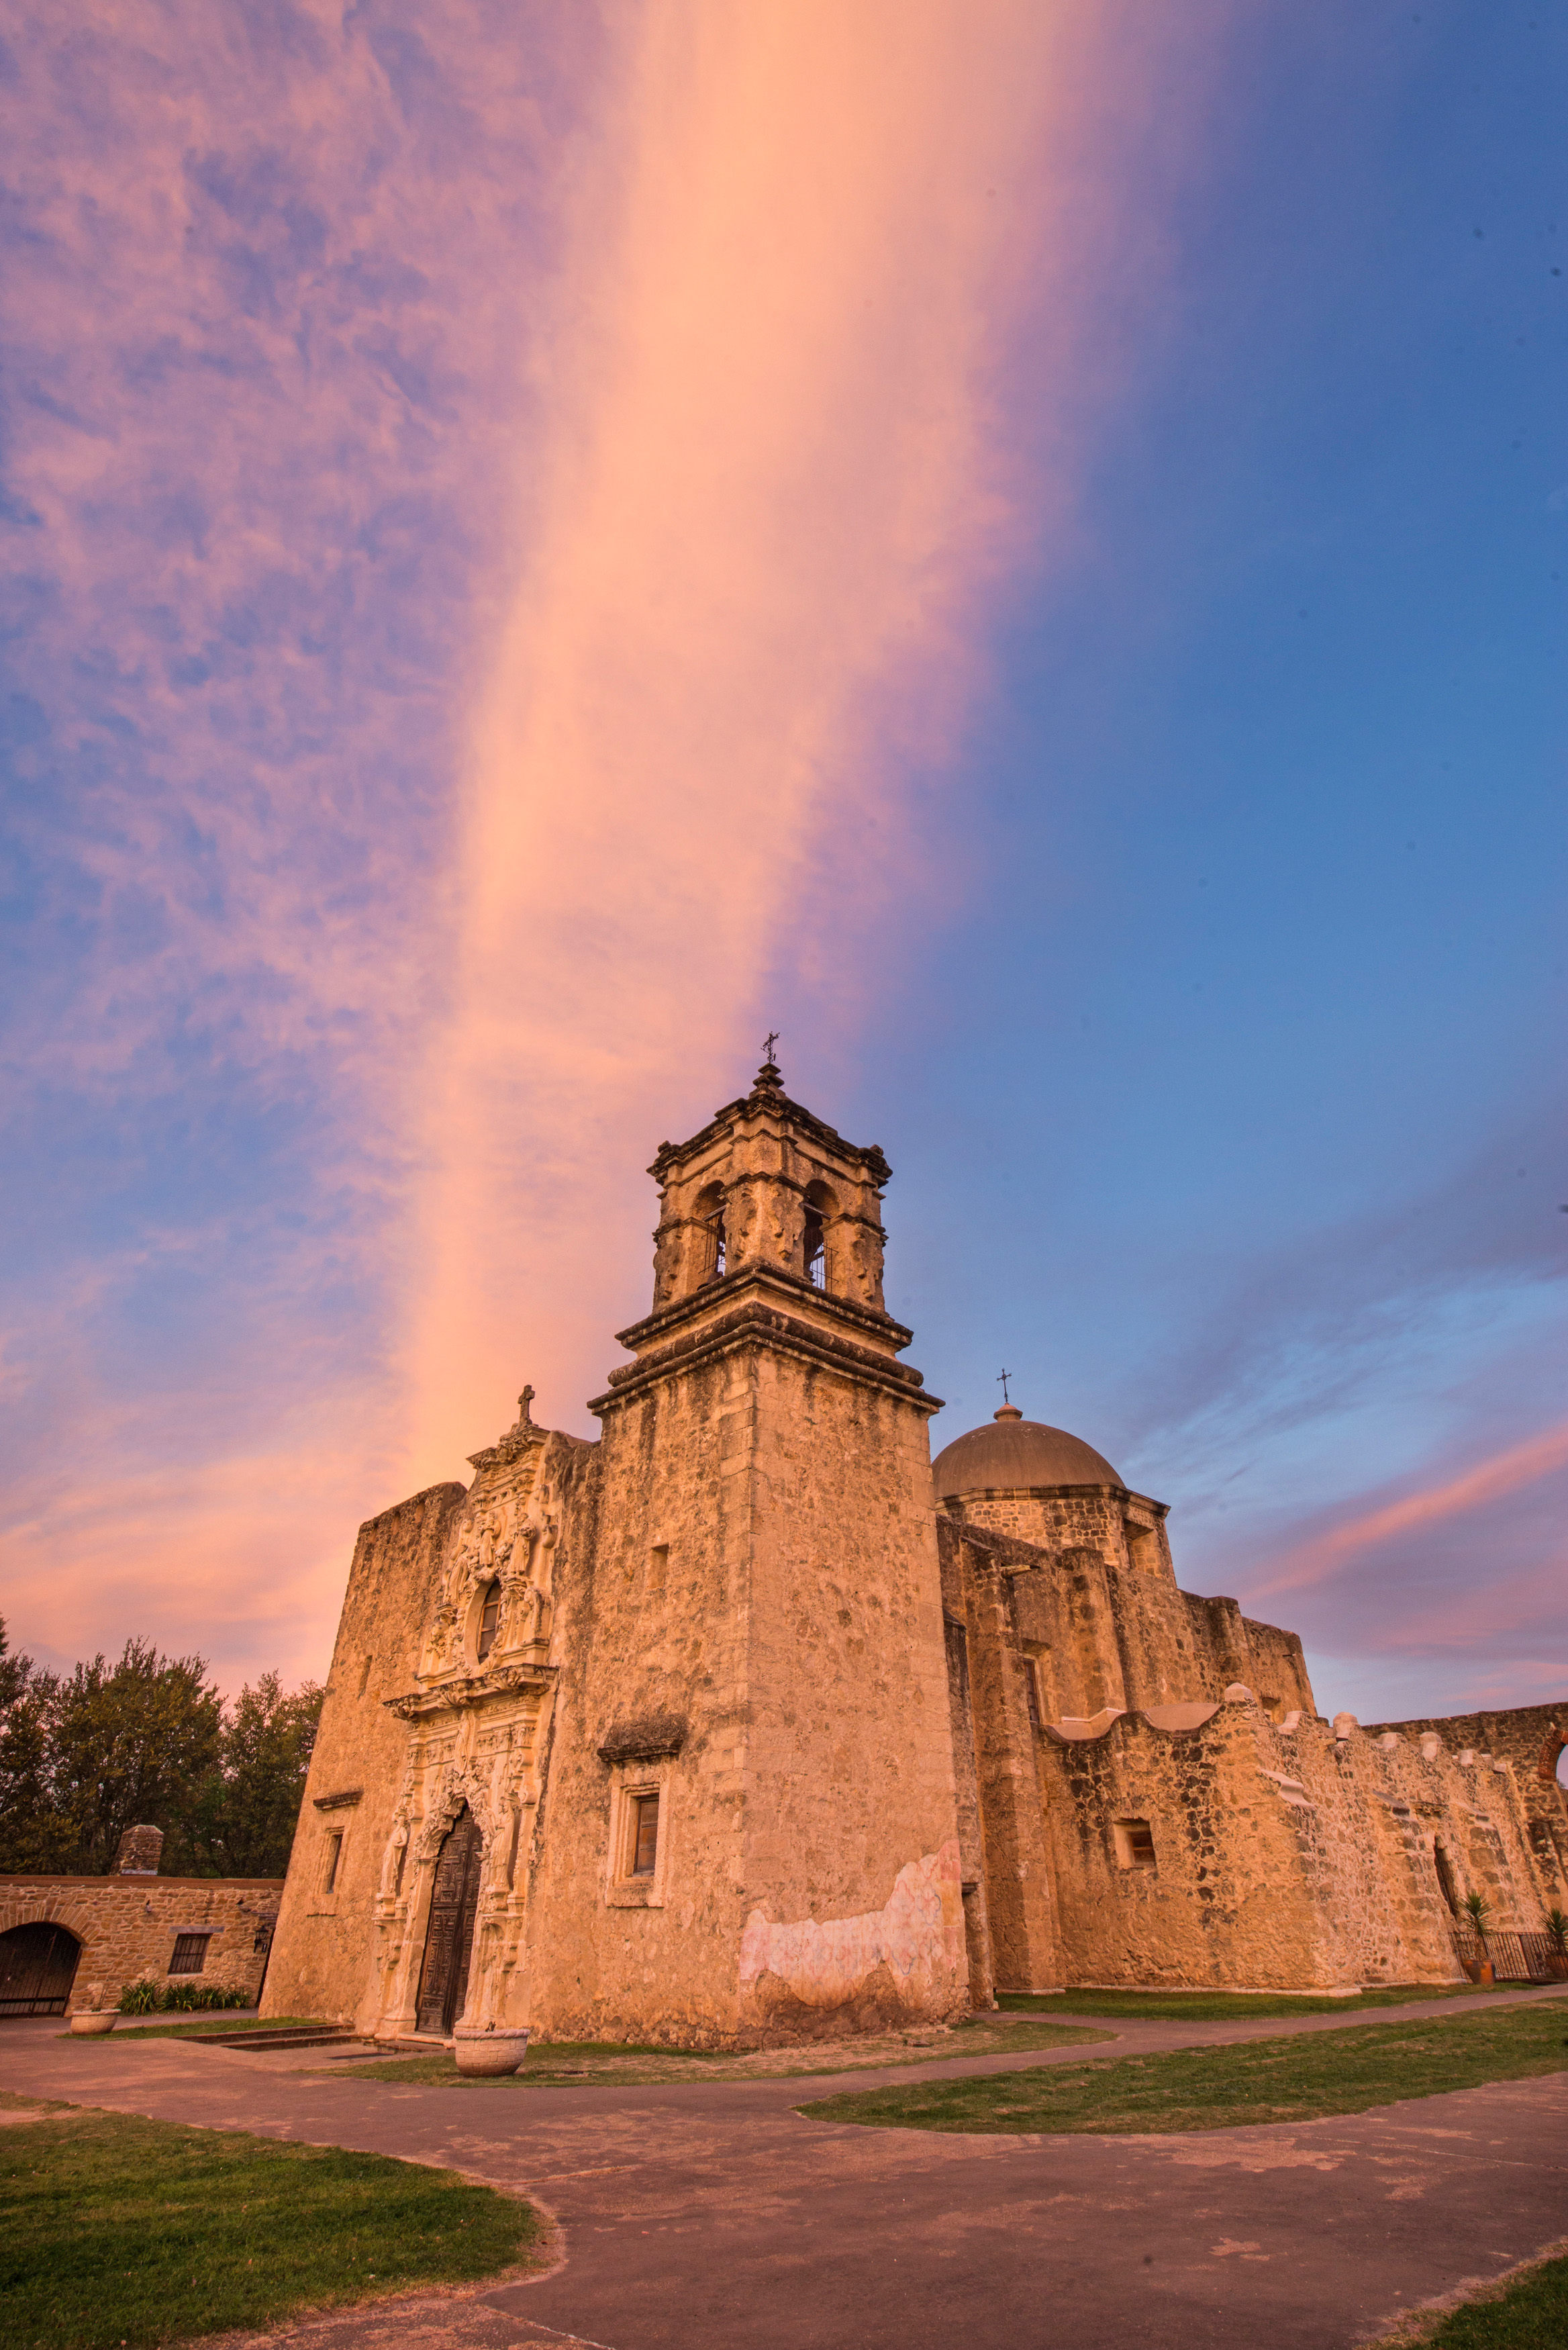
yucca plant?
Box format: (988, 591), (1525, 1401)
(1545, 1908), (1568, 1957)
(1461, 1889), (1492, 1942)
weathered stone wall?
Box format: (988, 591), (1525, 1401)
(1362, 1704), (1568, 1900)
(522, 1318), (965, 2047)
(938, 1485), (1313, 1723)
(936, 1518), (1061, 1992)
(1040, 1698), (1559, 1990)
(1, 1875), (281, 2013)
(262, 1479), (466, 2024)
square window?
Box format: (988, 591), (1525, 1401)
(168, 1934), (210, 1976)
(1113, 1818), (1157, 1870)
(631, 1792), (660, 1876)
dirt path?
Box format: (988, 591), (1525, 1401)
(4, 1987), (1566, 2350)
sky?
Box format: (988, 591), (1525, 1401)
(1, 1), (1563, 1728)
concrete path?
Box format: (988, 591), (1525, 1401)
(5, 1989), (1567, 2350)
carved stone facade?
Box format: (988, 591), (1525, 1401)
(262, 1062), (1568, 2041)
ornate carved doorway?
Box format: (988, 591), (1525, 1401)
(415, 1803), (484, 2034)
(0, 1922), (82, 2016)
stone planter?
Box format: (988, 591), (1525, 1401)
(452, 2023), (530, 2077)
(1462, 1957), (1495, 1987)
(68, 2012), (117, 2035)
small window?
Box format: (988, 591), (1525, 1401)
(477, 1579), (502, 1660)
(630, 1793), (660, 1877)
(1113, 1818), (1157, 1871)
(323, 1830), (344, 1892)
(168, 1933), (210, 1976)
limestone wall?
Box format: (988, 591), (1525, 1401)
(936, 1518), (1061, 1992)
(1361, 1703), (1568, 1899)
(1, 1874), (281, 2013)
(1040, 1697), (1558, 1990)
(523, 1331), (965, 2047)
(261, 1479), (466, 2024)
(938, 1488), (1314, 1722)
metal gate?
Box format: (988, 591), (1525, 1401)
(415, 1804), (484, 2034)
(0, 1922), (83, 2016)
(1453, 1928), (1567, 1983)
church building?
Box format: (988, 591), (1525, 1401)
(262, 1060), (1568, 2043)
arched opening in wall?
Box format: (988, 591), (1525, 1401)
(0, 1922), (83, 2017)
(476, 1579), (502, 1661)
(691, 1184), (727, 1287)
(802, 1180), (836, 1290)
(1538, 1728), (1567, 1787)
(415, 1804), (484, 2036)
(1433, 1840), (1461, 1918)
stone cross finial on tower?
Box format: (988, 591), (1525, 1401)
(754, 1032), (783, 1090)
(517, 1385), (536, 1428)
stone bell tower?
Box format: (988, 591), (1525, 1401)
(523, 1052), (967, 2044)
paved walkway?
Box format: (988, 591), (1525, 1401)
(5, 1989), (1567, 2350)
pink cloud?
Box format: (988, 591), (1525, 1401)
(1, 2), (1222, 1685)
(1253, 1420), (1568, 1601)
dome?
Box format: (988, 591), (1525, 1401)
(932, 1408), (1123, 1499)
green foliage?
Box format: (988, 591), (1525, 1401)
(116, 1979), (253, 2015)
(1375, 2253), (1568, 2348)
(190, 1671), (324, 1877)
(162, 1981), (252, 2013)
(799, 2000), (1568, 2137)
(45, 1639), (223, 1874)
(0, 2103), (540, 2348)
(0, 1624), (64, 1871)
(1463, 1889), (1493, 1936)
(0, 1617), (321, 1879)
(1543, 1908), (1568, 1957)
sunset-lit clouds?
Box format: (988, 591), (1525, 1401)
(403, 2), (1178, 1479)
(3, 5), (1559, 1722)
(2, 2), (1192, 1680)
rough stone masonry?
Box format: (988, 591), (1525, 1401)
(258, 1058), (1568, 2044)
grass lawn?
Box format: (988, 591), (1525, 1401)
(342, 2014), (1110, 2085)
(999, 1984), (1492, 2022)
(799, 1995), (1568, 2136)
(0, 2098), (542, 2350)
(1371, 2246), (1568, 2348)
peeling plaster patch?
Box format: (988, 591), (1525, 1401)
(740, 1842), (964, 2006)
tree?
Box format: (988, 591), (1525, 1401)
(0, 1626), (322, 1877)
(193, 1672), (324, 1877)
(0, 1619), (66, 1873)
(45, 1639), (223, 1875)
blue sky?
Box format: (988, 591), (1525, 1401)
(1, 1), (1561, 1721)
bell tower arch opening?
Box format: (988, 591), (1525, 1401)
(802, 1179), (836, 1290)
(690, 1183), (727, 1289)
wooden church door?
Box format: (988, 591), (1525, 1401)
(415, 1803), (484, 2034)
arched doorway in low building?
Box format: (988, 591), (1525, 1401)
(0, 1922), (83, 2017)
(414, 1804), (484, 2035)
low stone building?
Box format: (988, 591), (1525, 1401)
(0, 1827), (282, 2017)
(261, 1059), (1568, 2042)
